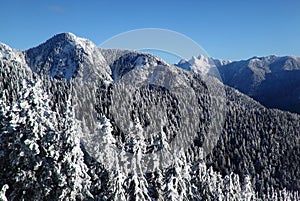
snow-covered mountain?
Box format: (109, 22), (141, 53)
(26, 32), (112, 82)
(177, 55), (300, 114)
(100, 48), (169, 82)
(0, 33), (299, 200)
(0, 43), (25, 63)
(218, 55), (300, 113)
(175, 55), (231, 76)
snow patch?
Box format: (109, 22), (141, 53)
(0, 42), (24, 63)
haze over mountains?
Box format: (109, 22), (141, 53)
(0, 33), (299, 200)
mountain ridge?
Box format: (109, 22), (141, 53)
(176, 54), (300, 114)
(0, 33), (299, 200)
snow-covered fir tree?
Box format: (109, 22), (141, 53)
(56, 96), (93, 200)
(0, 185), (9, 201)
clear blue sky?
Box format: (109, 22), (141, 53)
(1, 0), (299, 61)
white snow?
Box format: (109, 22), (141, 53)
(0, 185), (9, 201)
(0, 42), (24, 63)
(176, 54), (231, 77)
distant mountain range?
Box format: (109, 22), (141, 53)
(0, 33), (299, 200)
(176, 55), (300, 114)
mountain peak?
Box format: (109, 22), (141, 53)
(25, 32), (111, 81)
(196, 54), (208, 60)
(44, 32), (96, 50)
(49, 32), (77, 41)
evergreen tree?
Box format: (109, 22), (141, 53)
(56, 96), (93, 200)
(241, 175), (256, 201)
(125, 120), (152, 201)
(1, 79), (57, 200)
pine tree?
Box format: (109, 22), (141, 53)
(125, 120), (152, 201)
(89, 115), (116, 170)
(109, 168), (127, 201)
(56, 96), (93, 200)
(241, 175), (256, 201)
(0, 185), (9, 201)
(163, 153), (192, 201)
(2, 79), (57, 200)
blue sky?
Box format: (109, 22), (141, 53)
(1, 0), (299, 61)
